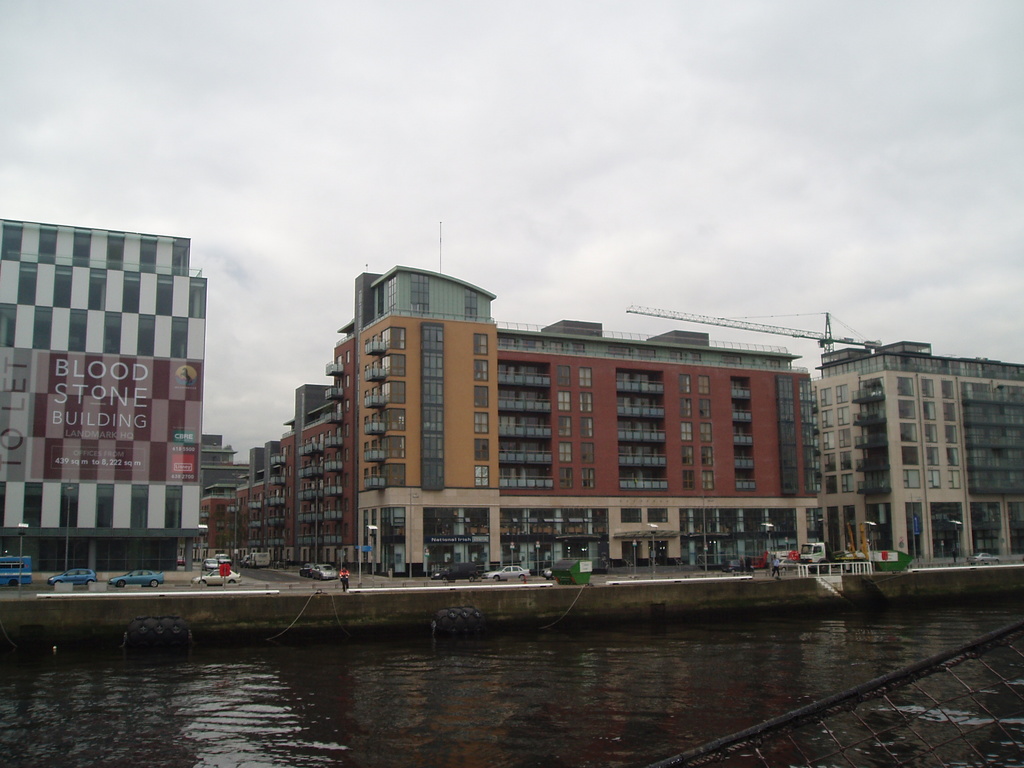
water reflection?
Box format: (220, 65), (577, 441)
(0, 603), (1020, 768)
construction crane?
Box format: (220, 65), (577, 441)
(626, 306), (880, 353)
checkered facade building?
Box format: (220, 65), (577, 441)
(0, 218), (206, 572)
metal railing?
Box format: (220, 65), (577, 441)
(646, 617), (1024, 767)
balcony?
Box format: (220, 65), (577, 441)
(619, 478), (669, 491)
(855, 459), (891, 473)
(857, 480), (893, 495)
(499, 450), (552, 464)
(325, 361), (344, 377)
(269, 472), (286, 486)
(365, 365), (388, 381)
(270, 452), (286, 466)
(298, 488), (322, 501)
(497, 371), (551, 387)
(364, 475), (386, 490)
(730, 387), (751, 399)
(617, 405), (665, 418)
(299, 464), (323, 479)
(735, 480), (757, 491)
(734, 457), (754, 469)
(365, 339), (387, 355)
(248, 500), (262, 510)
(498, 398), (551, 413)
(364, 419), (386, 435)
(854, 412), (887, 427)
(363, 448), (387, 463)
(618, 429), (665, 442)
(326, 386), (345, 400)
(731, 410), (753, 422)
(618, 453), (667, 467)
(324, 484), (345, 497)
(855, 433), (889, 449)
(299, 442), (324, 456)
(266, 495), (285, 507)
(853, 388), (885, 404)
(323, 459), (345, 473)
(616, 379), (665, 394)
(733, 433), (754, 445)
(324, 433), (344, 448)
(499, 424), (552, 438)
(364, 393), (388, 409)
(500, 476), (555, 489)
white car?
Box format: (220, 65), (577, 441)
(192, 569), (242, 586)
(313, 564), (338, 580)
(480, 565), (531, 581)
(968, 553), (1000, 564)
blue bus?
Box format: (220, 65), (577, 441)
(0, 556), (32, 586)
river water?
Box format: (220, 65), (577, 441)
(0, 599), (1021, 768)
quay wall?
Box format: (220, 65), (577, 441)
(2, 568), (1022, 651)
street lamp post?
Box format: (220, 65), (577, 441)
(648, 524), (658, 578)
(366, 524), (378, 580)
(17, 523), (28, 598)
(950, 520), (963, 563)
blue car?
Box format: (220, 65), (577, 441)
(47, 568), (98, 586)
(108, 569), (165, 588)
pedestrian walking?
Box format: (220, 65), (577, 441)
(339, 566), (350, 592)
(771, 557), (781, 579)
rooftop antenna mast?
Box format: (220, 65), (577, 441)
(439, 221), (443, 273)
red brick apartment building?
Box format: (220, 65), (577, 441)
(239, 267), (821, 576)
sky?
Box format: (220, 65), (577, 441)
(2, 1), (1022, 456)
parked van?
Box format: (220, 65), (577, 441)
(242, 552), (270, 568)
(430, 562), (481, 582)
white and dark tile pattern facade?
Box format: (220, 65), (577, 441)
(0, 219), (206, 572)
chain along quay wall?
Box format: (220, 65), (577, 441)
(2, 567), (1023, 651)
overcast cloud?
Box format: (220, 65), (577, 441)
(2, 1), (1022, 454)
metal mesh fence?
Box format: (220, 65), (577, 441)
(647, 617), (1024, 768)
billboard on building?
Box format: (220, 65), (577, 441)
(0, 350), (202, 484)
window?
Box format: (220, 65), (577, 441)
(837, 406), (850, 426)
(131, 485), (149, 528)
(700, 446), (714, 465)
(897, 377), (914, 396)
(941, 380), (954, 399)
(189, 279), (206, 319)
(943, 402), (957, 421)
(841, 474), (853, 492)
(54, 266), (73, 308)
(106, 233), (124, 269)
(559, 442), (572, 462)
(580, 417), (593, 437)
(474, 359), (489, 381)
(681, 469), (695, 490)
(17, 263), (37, 304)
(579, 392), (593, 412)
(170, 317), (188, 358)
(926, 447), (940, 466)
(411, 273), (429, 312)
(137, 315), (155, 356)
(699, 398), (711, 418)
(924, 423), (938, 442)
(32, 307), (51, 350)
(949, 470), (961, 489)
(475, 465), (489, 487)
(903, 469), (920, 489)
(557, 391), (571, 411)
(823, 453), (836, 472)
(88, 269), (106, 310)
(947, 447), (959, 466)
(680, 422), (692, 441)
(579, 367), (592, 387)
(558, 415), (572, 436)
(840, 451), (852, 470)
(679, 374), (691, 394)
(464, 289), (478, 318)
(680, 445), (693, 465)
(97, 484), (115, 528)
(820, 410), (834, 428)
(103, 313), (121, 354)
(581, 442), (594, 463)
(928, 470), (941, 489)
(474, 412), (489, 433)
(581, 468), (595, 488)
(557, 365), (570, 386)
(902, 446), (919, 465)
(945, 425), (958, 443)
(700, 423), (712, 442)
(838, 428), (851, 448)
(122, 273), (140, 313)
(474, 439), (489, 460)
(701, 470), (715, 491)
(825, 475), (838, 493)
(38, 226), (57, 263)
(140, 237), (158, 273)
(898, 400), (915, 419)
(698, 375), (710, 395)
(822, 432), (835, 450)
(559, 467), (573, 489)
(921, 378), (934, 398)
(1, 221), (23, 260)
(474, 386), (488, 407)
(900, 423), (917, 442)
(819, 388), (832, 407)
(922, 401), (936, 420)
(836, 384), (849, 403)
(172, 238), (189, 275)
(68, 309), (87, 352)
(680, 398), (692, 417)
(621, 508), (641, 523)
(473, 333), (488, 355)
(648, 508), (668, 523)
